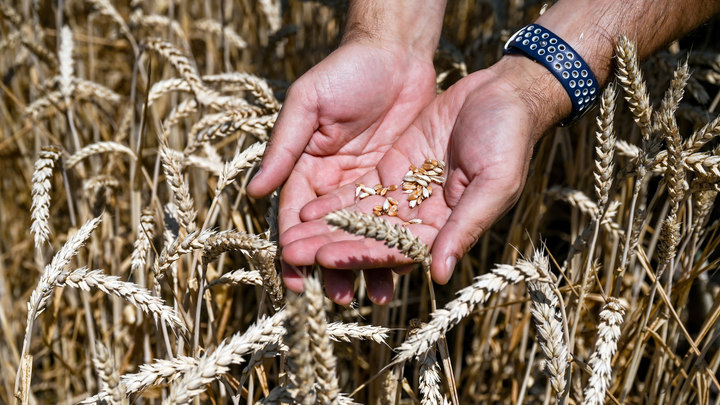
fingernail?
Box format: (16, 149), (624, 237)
(250, 167), (262, 183)
(446, 256), (457, 272)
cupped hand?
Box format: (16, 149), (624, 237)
(281, 56), (561, 304)
(246, 41), (437, 294)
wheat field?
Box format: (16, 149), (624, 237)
(1, 1), (720, 404)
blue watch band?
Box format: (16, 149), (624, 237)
(504, 24), (599, 126)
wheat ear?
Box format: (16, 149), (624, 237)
(326, 322), (390, 344)
(593, 83), (617, 211)
(216, 141), (266, 193)
(419, 348), (444, 405)
(92, 342), (126, 405)
(65, 141), (137, 168)
(17, 217), (101, 397)
(31, 146), (61, 249)
(159, 143), (197, 233)
(325, 210), (431, 270)
(581, 299), (625, 405)
(284, 289), (317, 405)
(166, 311), (286, 403)
(304, 277), (340, 404)
(130, 208), (155, 277)
(616, 36), (652, 140)
(207, 268), (263, 287)
(394, 258), (542, 362)
(60, 267), (187, 334)
(192, 18), (248, 50)
(528, 279), (569, 399)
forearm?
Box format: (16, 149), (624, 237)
(492, 0), (720, 132)
(342, 0), (448, 60)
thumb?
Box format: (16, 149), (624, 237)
(430, 176), (522, 284)
(247, 83), (319, 198)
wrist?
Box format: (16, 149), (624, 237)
(341, 1), (447, 61)
(488, 54), (571, 138)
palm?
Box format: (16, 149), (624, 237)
(282, 69), (539, 303)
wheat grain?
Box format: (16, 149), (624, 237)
(582, 299), (625, 405)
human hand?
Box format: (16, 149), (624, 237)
(280, 55), (569, 304)
(247, 41), (437, 294)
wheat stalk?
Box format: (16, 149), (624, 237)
(582, 299), (626, 405)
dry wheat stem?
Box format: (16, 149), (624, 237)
(325, 210), (431, 270)
(581, 299), (626, 405)
(30, 146), (61, 249)
(60, 267), (187, 334)
(394, 258), (543, 362)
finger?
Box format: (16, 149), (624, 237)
(282, 261), (308, 293)
(278, 172), (316, 236)
(299, 171), (379, 222)
(363, 268), (394, 305)
(431, 177), (521, 284)
(323, 268), (355, 305)
(247, 83), (319, 198)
